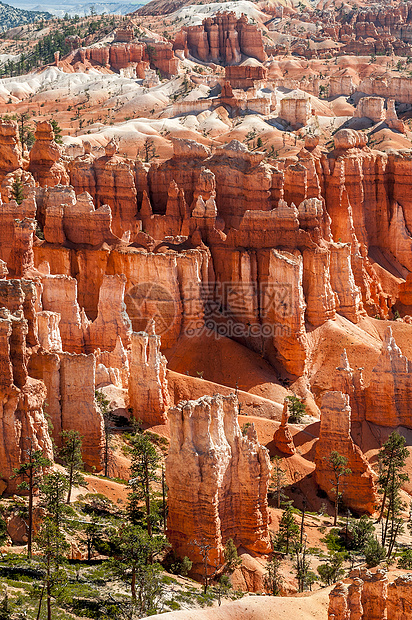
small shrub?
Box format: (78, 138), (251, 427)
(397, 549), (412, 569)
(364, 538), (386, 568)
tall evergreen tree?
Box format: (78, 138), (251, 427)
(12, 444), (51, 558)
(127, 430), (160, 536)
(50, 119), (63, 144)
(59, 430), (86, 503)
(95, 389), (114, 477)
(275, 503), (299, 554)
(323, 451), (351, 525)
(270, 456), (287, 509)
(35, 518), (69, 620)
(110, 524), (165, 614)
(376, 432), (409, 555)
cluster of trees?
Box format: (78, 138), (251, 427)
(0, 421), (169, 619)
(0, 400), (244, 618)
(267, 430), (411, 595)
(1, 30), (72, 78)
(1, 405), (411, 614)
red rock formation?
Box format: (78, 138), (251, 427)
(364, 326), (412, 428)
(68, 143), (96, 201)
(0, 120), (22, 185)
(302, 247), (336, 326)
(260, 249), (307, 376)
(387, 574), (412, 620)
(329, 569), (390, 620)
(28, 121), (69, 187)
(348, 578), (363, 620)
(166, 393), (271, 574)
(280, 95), (311, 127)
(91, 139), (138, 238)
(41, 275), (86, 353)
(174, 12), (267, 65)
(332, 349), (365, 425)
(86, 274), (132, 353)
(225, 63), (267, 89)
(8, 218), (36, 278)
(315, 391), (377, 514)
(128, 320), (170, 426)
(60, 352), (103, 470)
(329, 569), (412, 620)
(44, 190), (120, 247)
(328, 582), (349, 620)
(0, 279), (54, 494)
(273, 399), (296, 455)
(144, 41), (179, 77)
(355, 97), (385, 123)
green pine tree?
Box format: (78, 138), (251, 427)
(59, 430), (86, 503)
(11, 175), (24, 205)
(50, 119), (63, 144)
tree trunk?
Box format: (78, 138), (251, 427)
(203, 555), (208, 594)
(162, 466), (166, 533)
(131, 567), (136, 601)
(28, 466), (33, 559)
(36, 581), (46, 620)
(300, 502), (306, 546)
(47, 560), (51, 620)
(378, 448), (395, 522)
(67, 463), (73, 504)
(334, 478), (340, 526)
(145, 460), (152, 538)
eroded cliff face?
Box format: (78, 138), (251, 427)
(0, 279), (54, 493)
(128, 320), (170, 426)
(364, 326), (412, 428)
(2, 119), (412, 519)
(166, 394), (271, 573)
(173, 12), (267, 65)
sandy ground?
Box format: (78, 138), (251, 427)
(146, 589), (332, 620)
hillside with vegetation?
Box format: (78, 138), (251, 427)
(0, 0), (51, 32)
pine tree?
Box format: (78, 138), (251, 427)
(50, 119), (63, 144)
(85, 513), (100, 561)
(95, 389), (114, 477)
(378, 432), (409, 519)
(270, 456), (287, 509)
(324, 451), (351, 526)
(15, 112), (33, 148)
(375, 432), (409, 557)
(285, 395), (306, 423)
(110, 524), (165, 613)
(127, 430), (160, 536)
(59, 430), (86, 503)
(35, 517), (69, 620)
(39, 472), (70, 537)
(275, 503), (299, 554)
(11, 175), (24, 205)
(317, 552), (345, 586)
(223, 538), (241, 572)
(264, 555), (283, 595)
(12, 444), (51, 558)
